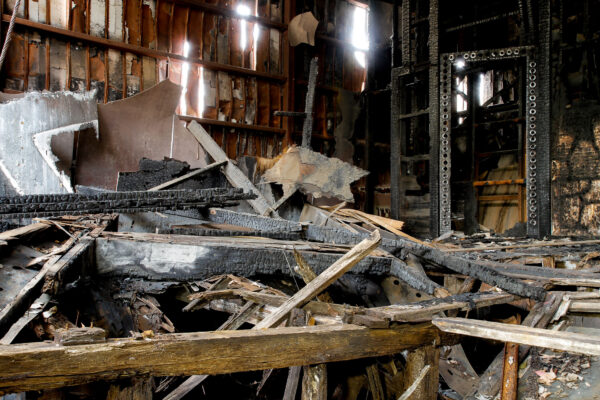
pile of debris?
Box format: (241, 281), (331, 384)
(1, 121), (600, 400)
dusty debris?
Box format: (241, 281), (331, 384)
(262, 146), (369, 203)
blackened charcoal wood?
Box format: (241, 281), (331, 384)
(392, 244), (546, 301)
(389, 259), (443, 296)
(0, 189), (256, 219)
(305, 225), (546, 301)
(207, 208), (303, 232)
(160, 227), (302, 241)
(94, 232), (395, 281)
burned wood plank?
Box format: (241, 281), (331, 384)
(254, 231), (381, 329)
(207, 207), (303, 232)
(392, 242), (547, 301)
(305, 224), (546, 300)
(0, 323), (454, 394)
(0, 223), (50, 243)
(0, 293), (51, 345)
(147, 160), (227, 191)
(94, 232), (394, 281)
(433, 317), (600, 356)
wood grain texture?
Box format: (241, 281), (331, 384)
(0, 323), (453, 394)
(254, 230), (381, 329)
(433, 317), (600, 356)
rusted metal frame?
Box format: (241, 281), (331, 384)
(1, 14), (287, 82)
(438, 46), (533, 235)
(165, 0), (286, 30)
(517, 59), (525, 222)
(500, 342), (519, 400)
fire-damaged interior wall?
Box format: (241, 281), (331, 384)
(0, 0), (368, 190)
(550, 0), (600, 236)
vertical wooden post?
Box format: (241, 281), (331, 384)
(404, 345), (440, 400)
(301, 364), (327, 400)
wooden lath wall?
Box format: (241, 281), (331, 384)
(0, 0), (289, 157)
(1, 0), (369, 161)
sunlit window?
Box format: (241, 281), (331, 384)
(236, 4), (251, 50)
(180, 41), (191, 115)
(456, 76), (468, 125)
(350, 6), (369, 68)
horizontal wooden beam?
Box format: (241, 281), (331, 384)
(94, 232), (394, 280)
(178, 115), (286, 135)
(167, 0), (287, 30)
(1, 15), (287, 83)
(433, 317), (600, 356)
(0, 323), (454, 394)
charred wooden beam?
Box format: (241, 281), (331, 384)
(94, 232), (394, 281)
(0, 323), (455, 394)
(0, 189), (255, 219)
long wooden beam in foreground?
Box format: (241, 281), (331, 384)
(433, 317), (600, 356)
(0, 323), (455, 394)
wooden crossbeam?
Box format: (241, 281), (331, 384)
(0, 323), (454, 394)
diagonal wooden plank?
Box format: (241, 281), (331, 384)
(254, 230), (381, 329)
(186, 121), (279, 217)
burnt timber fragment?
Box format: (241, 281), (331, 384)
(0, 189), (256, 219)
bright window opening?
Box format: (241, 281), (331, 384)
(236, 4), (252, 50)
(350, 6), (369, 68)
(456, 76), (468, 125)
(197, 66), (205, 117)
(179, 41), (191, 115)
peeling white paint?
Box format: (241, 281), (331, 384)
(108, 0), (123, 40)
(0, 160), (24, 195)
(33, 121), (99, 193)
(50, 0), (68, 28)
(90, 0), (106, 37)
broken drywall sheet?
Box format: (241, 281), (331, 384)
(0, 90), (98, 195)
(262, 146), (369, 202)
(33, 121), (99, 193)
